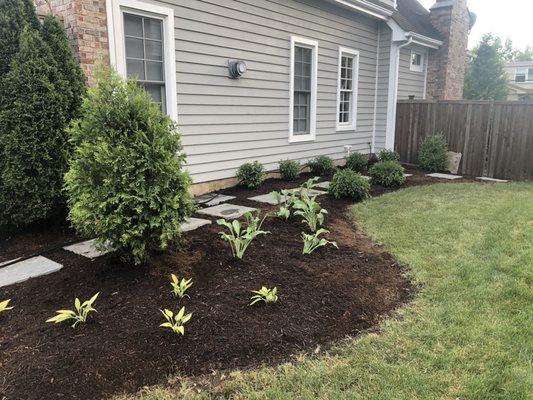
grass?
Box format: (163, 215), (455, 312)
(122, 182), (533, 400)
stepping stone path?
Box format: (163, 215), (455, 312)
(197, 203), (257, 219)
(64, 239), (112, 259)
(248, 193), (282, 205)
(315, 181), (330, 189)
(426, 173), (463, 180)
(194, 194), (236, 207)
(289, 188), (327, 197)
(476, 177), (510, 183)
(0, 256), (63, 288)
(181, 218), (212, 232)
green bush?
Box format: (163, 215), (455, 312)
(0, 27), (72, 227)
(64, 69), (193, 265)
(328, 169), (370, 200)
(308, 156), (336, 176)
(418, 134), (449, 172)
(236, 161), (265, 189)
(279, 159), (300, 181)
(369, 161), (406, 188)
(345, 152), (368, 173)
(378, 149), (401, 163)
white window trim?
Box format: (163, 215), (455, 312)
(289, 36), (318, 143)
(336, 46), (359, 132)
(410, 50), (424, 73)
(106, 0), (178, 122)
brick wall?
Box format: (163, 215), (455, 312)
(35, 0), (109, 85)
(427, 0), (471, 100)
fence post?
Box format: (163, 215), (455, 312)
(482, 100), (495, 177)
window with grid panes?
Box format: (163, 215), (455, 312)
(339, 54), (354, 125)
(293, 46), (312, 135)
(124, 13), (166, 113)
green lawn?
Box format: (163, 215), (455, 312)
(125, 182), (533, 400)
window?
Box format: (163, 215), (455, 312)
(106, 0), (177, 120)
(336, 47), (359, 131)
(516, 68), (527, 82)
(529, 68), (533, 81)
(289, 36), (318, 143)
(124, 13), (166, 112)
(410, 51), (424, 72)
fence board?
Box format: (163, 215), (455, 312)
(395, 100), (533, 181)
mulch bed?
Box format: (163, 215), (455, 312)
(0, 169), (470, 400)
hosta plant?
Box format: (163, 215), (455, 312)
(302, 229), (338, 255)
(217, 211), (270, 259)
(170, 274), (193, 299)
(293, 195), (328, 232)
(160, 306), (192, 336)
(0, 299), (14, 314)
(46, 293), (99, 328)
(250, 287), (279, 306)
(271, 189), (298, 220)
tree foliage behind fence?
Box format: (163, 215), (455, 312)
(395, 100), (533, 181)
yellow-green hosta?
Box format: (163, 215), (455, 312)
(160, 306), (192, 335)
(170, 274), (193, 299)
(46, 293), (99, 328)
(0, 299), (14, 314)
(250, 287), (279, 306)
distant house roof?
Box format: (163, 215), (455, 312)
(393, 0), (443, 41)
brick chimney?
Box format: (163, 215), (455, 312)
(426, 0), (472, 100)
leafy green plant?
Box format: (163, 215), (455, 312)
(170, 274), (193, 299)
(378, 149), (401, 163)
(308, 156), (336, 176)
(279, 159), (300, 181)
(329, 169), (370, 200)
(46, 293), (99, 328)
(369, 161), (406, 188)
(302, 229), (338, 254)
(271, 189), (298, 220)
(293, 195), (328, 232)
(346, 152), (368, 173)
(236, 161), (265, 189)
(250, 287), (279, 306)
(217, 212), (270, 259)
(160, 306), (192, 336)
(417, 134), (449, 172)
(0, 299), (14, 314)
(64, 69), (193, 265)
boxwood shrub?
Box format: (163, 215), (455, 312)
(308, 156), (336, 176)
(345, 152), (368, 173)
(369, 161), (406, 188)
(237, 161), (265, 189)
(279, 159), (300, 181)
(378, 149), (401, 163)
(64, 69), (193, 265)
(418, 134), (449, 172)
(328, 169), (370, 200)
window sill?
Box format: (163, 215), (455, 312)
(336, 125), (357, 132)
(289, 134), (316, 143)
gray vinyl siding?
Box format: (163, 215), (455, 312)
(373, 23), (391, 151)
(397, 44), (427, 100)
(147, 0), (388, 183)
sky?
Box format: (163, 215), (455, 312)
(417, 0), (533, 50)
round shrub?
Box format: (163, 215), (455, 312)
(369, 161), (406, 188)
(345, 152), (368, 173)
(418, 134), (448, 172)
(64, 69), (194, 265)
(328, 169), (370, 200)
(236, 161), (265, 189)
(308, 156), (336, 176)
(378, 149), (401, 163)
(279, 159), (300, 181)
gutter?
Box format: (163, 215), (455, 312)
(327, 0), (394, 20)
(406, 32), (443, 49)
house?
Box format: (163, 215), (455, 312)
(36, 0), (473, 192)
(504, 61), (533, 101)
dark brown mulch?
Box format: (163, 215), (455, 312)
(0, 169), (469, 400)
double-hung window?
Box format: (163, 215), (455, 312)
(515, 68), (533, 82)
(336, 47), (359, 131)
(289, 37), (318, 142)
(410, 50), (424, 72)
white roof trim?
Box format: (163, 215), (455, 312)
(386, 19), (442, 49)
(327, 0), (394, 20)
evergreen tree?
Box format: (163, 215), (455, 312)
(41, 14), (86, 120)
(464, 34), (509, 100)
(0, 27), (70, 226)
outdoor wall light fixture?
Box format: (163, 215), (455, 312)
(228, 60), (247, 79)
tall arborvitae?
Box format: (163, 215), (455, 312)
(41, 14), (86, 120)
(0, 27), (70, 226)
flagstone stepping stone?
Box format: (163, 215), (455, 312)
(64, 239), (112, 259)
(0, 256), (63, 288)
(288, 188), (327, 197)
(194, 194), (236, 206)
(404, 174), (413, 178)
(0, 258), (21, 267)
(315, 181), (331, 189)
(248, 193), (281, 205)
(476, 177), (510, 183)
(197, 203), (257, 219)
(426, 173), (463, 180)
(181, 218), (212, 232)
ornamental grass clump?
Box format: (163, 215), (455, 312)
(64, 69), (193, 265)
(369, 161), (406, 188)
(418, 134), (449, 172)
(236, 161), (265, 189)
(329, 169), (370, 200)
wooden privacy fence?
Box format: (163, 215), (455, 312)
(395, 100), (533, 180)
